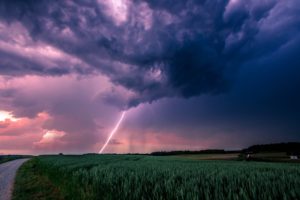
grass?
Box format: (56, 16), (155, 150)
(12, 159), (63, 200)
(13, 154), (300, 200)
(0, 155), (32, 164)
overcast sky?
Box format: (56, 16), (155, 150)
(0, 0), (299, 154)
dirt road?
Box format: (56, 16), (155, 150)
(0, 159), (29, 200)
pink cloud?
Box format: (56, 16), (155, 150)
(0, 112), (49, 154)
(0, 112), (48, 136)
(99, 0), (131, 26)
(34, 130), (67, 151)
(0, 74), (132, 154)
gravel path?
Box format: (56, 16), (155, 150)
(0, 159), (29, 200)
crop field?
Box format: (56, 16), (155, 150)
(14, 155), (300, 200)
(174, 153), (240, 160)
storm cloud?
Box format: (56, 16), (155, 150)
(1, 0), (299, 108)
(0, 0), (300, 154)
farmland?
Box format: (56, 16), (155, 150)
(173, 153), (240, 160)
(13, 155), (300, 200)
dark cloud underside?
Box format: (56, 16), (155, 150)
(0, 0), (299, 109)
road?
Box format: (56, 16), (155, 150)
(0, 159), (29, 200)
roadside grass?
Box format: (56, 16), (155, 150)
(0, 155), (32, 164)
(12, 158), (64, 200)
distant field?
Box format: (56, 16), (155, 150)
(169, 152), (299, 162)
(245, 152), (300, 163)
(13, 155), (300, 200)
(174, 153), (240, 160)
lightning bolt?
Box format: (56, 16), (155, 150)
(99, 111), (126, 154)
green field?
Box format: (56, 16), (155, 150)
(174, 153), (240, 160)
(13, 155), (300, 200)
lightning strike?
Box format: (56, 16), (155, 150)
(99, 111), (126, 153)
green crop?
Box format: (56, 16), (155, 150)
(29, 155), (300, 200)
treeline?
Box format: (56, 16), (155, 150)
(243, 142), (300, 154)
(150, 142), (300, 156)
(151, 149), (240, 156)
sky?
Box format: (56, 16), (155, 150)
(0, 0), (300, 154)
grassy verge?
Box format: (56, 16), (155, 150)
(12, 158), (64, 200)
(0, 155), (32, 164)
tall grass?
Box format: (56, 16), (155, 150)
(31, 155), (300, 200)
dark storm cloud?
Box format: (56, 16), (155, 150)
(0, 0), (300, 108)
(0, 51), (71, 76)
